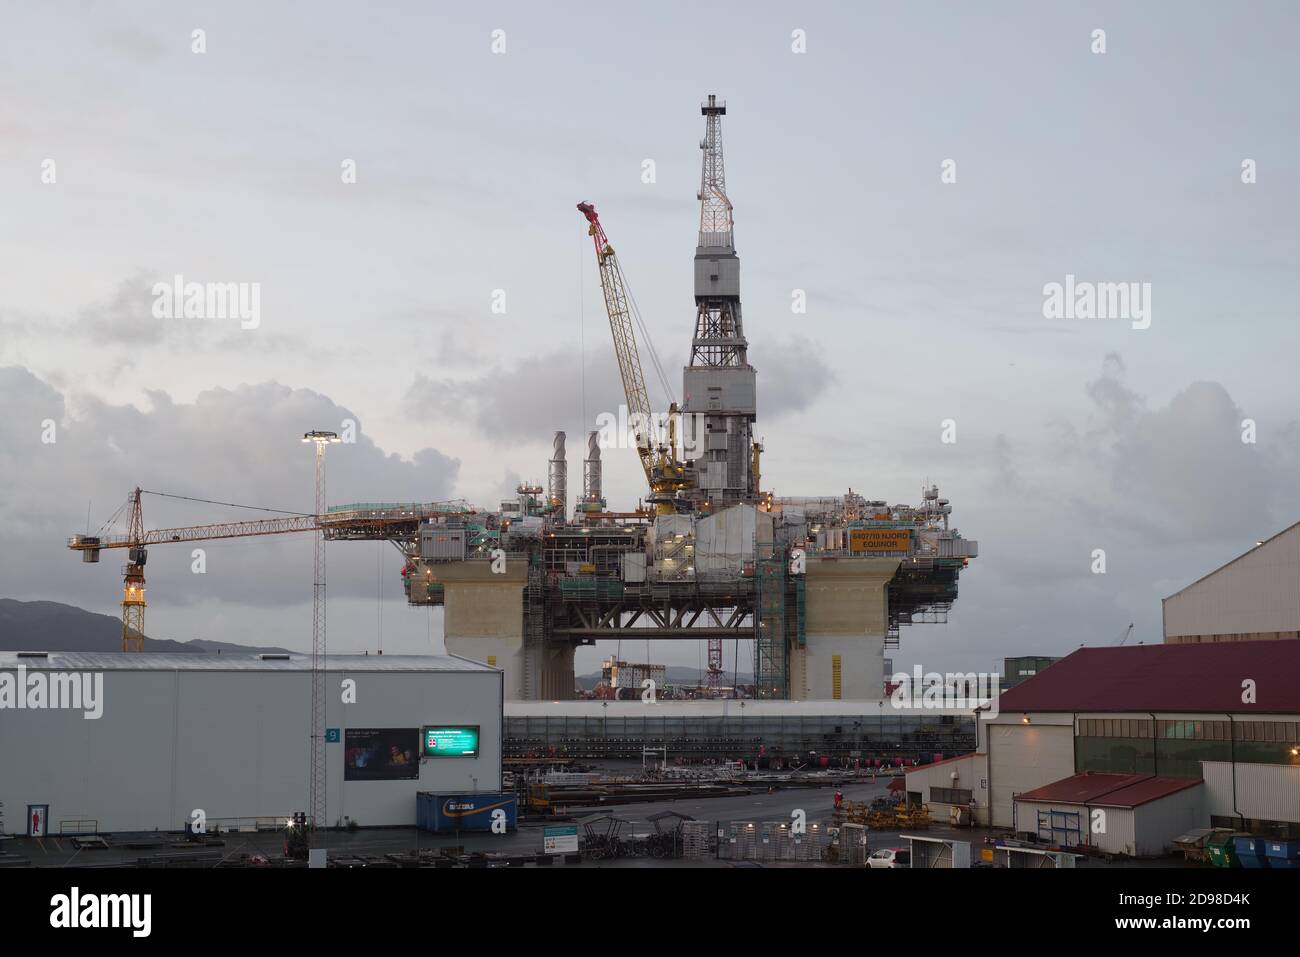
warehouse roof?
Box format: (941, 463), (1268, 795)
(0, 651), (497, 673)
(1017, 772), (1201, 809)
(996, 640), (1300, 714)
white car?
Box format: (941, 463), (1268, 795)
(867, 847), (910, 869)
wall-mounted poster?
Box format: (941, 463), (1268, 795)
(344, 728), (419, 781)
(28, 804), (49, 837)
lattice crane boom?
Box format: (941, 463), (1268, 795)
(577, 202), (694, 513)
(69, 490), (454, 652)
(72, 513), (320, 549)
(577, 201), (656, 483)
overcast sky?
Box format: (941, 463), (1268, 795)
(2, 1), (1298, 677)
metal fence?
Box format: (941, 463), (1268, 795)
(715, 820), (835, 864)
(504, 712), (975, 760)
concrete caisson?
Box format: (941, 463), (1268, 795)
(791, 558), (898, 700)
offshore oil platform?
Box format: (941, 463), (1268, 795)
(69, 95), (977, 702)
(401, 94), (978, 700)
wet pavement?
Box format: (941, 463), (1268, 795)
(0, 773), (1192, 868)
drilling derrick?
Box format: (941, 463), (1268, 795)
(685, 94), (757, 507)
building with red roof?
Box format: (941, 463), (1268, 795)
(1013, 772), (1207, 856)
(995, 640), (1300, 715)
(1017, 772), (1200, 807)
(902, 531), (1300, 851)
(904, 638), (1300, 848)
(977, 638), (1300, 841)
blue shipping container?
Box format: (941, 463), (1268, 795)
(1232, 836), (1269, 869)
(1265, 839), (1300, 869)
(417, 792), (517, 833)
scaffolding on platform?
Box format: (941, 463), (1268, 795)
(754, 548), (787, 699)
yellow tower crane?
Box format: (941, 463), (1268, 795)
(70, 489), (323, 651)
(69, 489), (451, 651)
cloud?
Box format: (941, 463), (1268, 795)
(749, 338), (835, 418)
(400, 337), (835, 445)
(0, 275), (336, 368)
(989, 433), (1022, 493)
(1083, 352), (1144, 438)
(497, 469), (524, 501)
(953, 355), (1297, 554)
(1107, 381), (1272, 541)
(1065, 357), (1287, 544)
(874, 354), (1300, 669)
(97, 29), (169, 62)
(402, 349), (623, 442)
(74, 273), (183, 348)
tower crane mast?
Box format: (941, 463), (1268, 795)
(120, 489), (147, 653)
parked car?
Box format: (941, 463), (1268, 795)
(868, 847), (910, 869)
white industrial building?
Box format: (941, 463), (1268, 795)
(1012, 773), (1206, 857)
(1163, 522), (1300, 643)
(0, 652), (502, 835)
(905, 532), (1300, 855)
(905, 640), (1300, 854)
(902, 753), (987, 826)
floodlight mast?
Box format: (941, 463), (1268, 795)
(302, 429), (341, 835)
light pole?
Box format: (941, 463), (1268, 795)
(303, 430), (341, 839)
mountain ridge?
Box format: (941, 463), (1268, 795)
(0, 598), (292, 655)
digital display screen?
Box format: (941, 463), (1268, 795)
(422, 725), (480, 757)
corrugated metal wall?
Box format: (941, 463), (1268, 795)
(1132, 789), (1206, 855)
(0, 667), (502, 833)
(1164, 524), (1300, 640)
(987, 719), (1074, 829)
(1012, 800), (1151, 856)
(1202, 760), (1300, 823)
